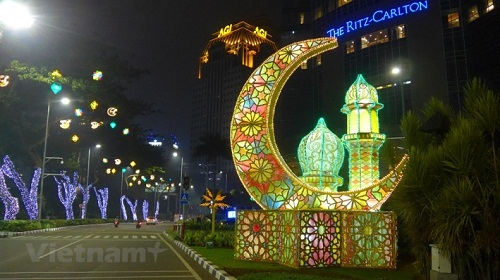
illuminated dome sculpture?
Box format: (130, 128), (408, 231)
(298, 118), (344, 192)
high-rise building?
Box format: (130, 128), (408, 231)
(278, 0), (499, 143)
(190, 21), (278, 196)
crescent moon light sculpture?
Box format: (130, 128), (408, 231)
(230, 38), (408, 211)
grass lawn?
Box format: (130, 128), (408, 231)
(192, 246), (419, 280)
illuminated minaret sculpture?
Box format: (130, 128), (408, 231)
(341, 74), (386, 191)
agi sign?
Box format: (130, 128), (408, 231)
(326, 0), (428, 38)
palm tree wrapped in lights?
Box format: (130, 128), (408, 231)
(200, 188), (229, 234)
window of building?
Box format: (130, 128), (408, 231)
(316, 54), (322, 66)
(328, 0), (335, 12)
(338, 0), (352, 8)
(299, 13), (305, 24)
(467, 6), (479, 22)
(395, 24), (406, 39)
(447, 13), (460, 28)
(361, 29), (389, 49)
(345, 40), (355, 54)
(486, 0), (495, 12)
(314, 7), (323, 20)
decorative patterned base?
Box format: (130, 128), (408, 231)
(235, 210), (397, 269)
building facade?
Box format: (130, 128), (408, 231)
(190, 21), (278, 199)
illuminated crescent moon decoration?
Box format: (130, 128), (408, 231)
(107, 107), (118, 117)
(230, 38), (408, 211)
(59, 119), (71, 129)
(0, 75), (10, 87)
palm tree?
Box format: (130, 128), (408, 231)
(200, 188), (229, 234)
(389, 78), (500, 279)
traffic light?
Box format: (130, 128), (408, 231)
(182, 176), (190, 191)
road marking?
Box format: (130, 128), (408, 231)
(123, 235), (129, 239)
(158, 234), (202, 280)
(132, 236), (137, 239)
(38, 239), (83, 259)
(151, 235), (157, 239)
(142, 235), (147, 239)
(94, 235), (101, 239)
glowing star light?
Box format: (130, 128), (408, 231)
(92, 70), (103, 81)
(60, 119), (71, 129)
(0, 75), (10, 87)
(109, 121), (117, 129)
(90, 100), (98, 110)
(122, 128), (130, 135)
(50, 70), (62, 80)
(71, 135), (79, 143)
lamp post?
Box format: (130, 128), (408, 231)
(86, 144), (101, 186)
(38, 98), (71, 220)
(391, 67), (405, 114)
(173, 152), (184, 217)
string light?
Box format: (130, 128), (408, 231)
(142, 200), (149, 221)
(120, 195), (128, 220)
(79, 184), (93, 219)
(125, 197), (138, 221)
(0, 171), (20, 220)
(1, 155), (40, 220)
(54, 172), (80, 220)
(94, 188), (108, 219)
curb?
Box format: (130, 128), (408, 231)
(165, 234), (237, 280)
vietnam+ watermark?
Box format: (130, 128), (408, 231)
(26, 242), (167, 263)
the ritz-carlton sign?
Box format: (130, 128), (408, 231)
(326, 0), (428, 38)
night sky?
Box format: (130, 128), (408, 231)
(0, 0), (281, 151)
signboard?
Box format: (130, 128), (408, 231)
(180, 193), (189, 204)
(326, 0), (429, 38)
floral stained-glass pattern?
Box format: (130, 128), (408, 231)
(230, 38), (409, 211)
(235, 210), (396, 269)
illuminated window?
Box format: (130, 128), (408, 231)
(395, 24), (406, 39)
(299, 13), (305, 24)
(316, 54), (322, 66)
(447, 13), (460, 28)
(328, 0), (335, 12)
(314, 7), (323, 20)
(338, 0), (352, 7)
(345, 40), (355, 54)
(361, 29), (389, 49)
(486, 0), (494, 12)
(467, 6), (479, 22)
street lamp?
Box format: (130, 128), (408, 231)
(86, 144), (101, 186)
(0, 1), (34, 30)
(391, 66), (405, 114)
(38, 97), (71, 220)
(173, 151), (183, 217)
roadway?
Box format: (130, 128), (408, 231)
(0, 222), (217, 279)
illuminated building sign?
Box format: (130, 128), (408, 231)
(254, 27), (267, 39)
(218, 24), (232, 37)
(326, 0), (428, 38)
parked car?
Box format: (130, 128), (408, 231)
(146, 216), (158, 225)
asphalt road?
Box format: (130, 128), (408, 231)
(0, 222), (216, 280)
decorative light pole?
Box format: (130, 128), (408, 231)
(38, 98), (71, 220)
(173, 151), (183, 217)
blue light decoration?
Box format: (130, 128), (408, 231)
(326, 0), (428, 38)
(1, 155), (40, 220)
(79, 184), (93, 219)
(122, 128), (130, 135)
(94, 188), (108, 219)
(54, 172), (81, 220)
(0, 171), (20, 220)
(154, 201), (159, 220)
(142, 200), (149, 221)
(109, 121), (117, 129)
(50, 82), (62, 94)
(92, 70), (103, 81)
(125, 197), (138, 221)
(120, 195), (128, 220)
